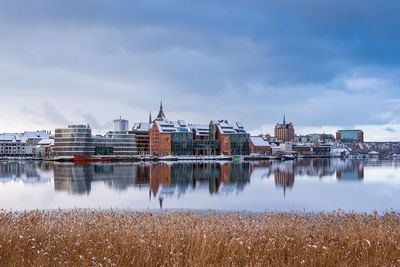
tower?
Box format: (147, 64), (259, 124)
(149, 111), (152, 124)
(155, 100), (167, 121)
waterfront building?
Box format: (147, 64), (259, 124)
(132, 112), (153, 155)
(132, 122), (151, 155)
(22, 131), (52, 145)
(336, 130), (364, 143)
(34, 138), (55, 158)
(150, 103), (193, 156)
(54, 125), (94, 157)
(189, 124), (220, 155)
(274, 115), (295, 142)
(209, 120), (250, 155)
(0, 133), (32, 157)
(95, 118), (137, 156)
(250, 136), (270, 155)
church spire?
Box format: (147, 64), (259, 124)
(149, 110), (152, 123)
(155, 100), (167, 121)
(283, 113), (286, 124)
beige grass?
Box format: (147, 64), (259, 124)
(0, 209), (399, 266)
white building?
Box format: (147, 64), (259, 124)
(0, 134), (31, 157)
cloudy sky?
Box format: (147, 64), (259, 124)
(0, 0), (399, 141)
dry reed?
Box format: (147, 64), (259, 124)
(0, 209), (399, 266)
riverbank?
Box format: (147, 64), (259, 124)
(0, 210), (399, 266)
(0, 154), (336, 163)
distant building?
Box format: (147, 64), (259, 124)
(209, 120), (250, 155)
(307, 133), (335, 143)
(336, 130), (364, 143)
(22, 131), (52, 145)
(34, 138), (55, 158)
(0, 131), (51, 157)
(113, 117), (129, 132)
(274, 115), (295, 142)
(54, 125), (94, 157)
(250, 136), (270, 155)
(0, 133), (31, 157)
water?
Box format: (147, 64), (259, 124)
(0, 159), (400, 212)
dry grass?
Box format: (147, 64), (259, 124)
(0, 210), (399, 266)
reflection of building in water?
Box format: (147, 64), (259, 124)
(54, 163), (138, 195)
(274, 164), (295, 197)
(0, 161), (53, 182)
(54, 164), (93, 195)
(336, 161), (364, 180)
(147, 162), (251, 201)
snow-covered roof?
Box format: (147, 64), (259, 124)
(155, 120), (190, 134)
(23, 131), (50, 139)
(133, 122), (152, 132)
(37, 139), (54, 146)
(188, 124), (209, 136)
(250, 136), (270, 147)
(0, 133), (27, 143)
(210, 120), (248, 135)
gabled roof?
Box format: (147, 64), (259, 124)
(133, 122), (152, 132)
(250, 136), (270, 147)
(155, 119), (190, 134)
(210, 120), (247, 135)
(188, 124), (209, 136)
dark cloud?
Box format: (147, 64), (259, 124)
(0, 0), (399, 135)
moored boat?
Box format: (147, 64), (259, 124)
(281, 154), (295, 160)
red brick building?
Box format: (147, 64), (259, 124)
(149, 102), (193, 156)
(209, 120), (250, 156)
(250, 136), (271, 155)
(274, 115), (295, 142)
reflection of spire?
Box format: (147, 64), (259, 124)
(283, 183), (286, 198)
(159, 197), (163, 209)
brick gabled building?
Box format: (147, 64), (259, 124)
(274, 115), (295, 142)
(209, 120), (250, 156)
(150, 103), (193, 156)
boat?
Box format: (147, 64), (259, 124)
(281, 155), (295, 161)
(74, 155), (114, 163)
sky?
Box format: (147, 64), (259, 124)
(0, 0), (400, 141)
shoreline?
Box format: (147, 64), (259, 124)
(0, 154), (336, 163)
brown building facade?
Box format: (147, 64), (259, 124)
(250, 136), (271, 155)
(274, 115), (295, 142)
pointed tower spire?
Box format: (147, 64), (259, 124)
(283, 114), (286, 124)
(155, 100), (167, 121)
(149, 110), (152, 123)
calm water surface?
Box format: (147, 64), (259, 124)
(0, 159), (399, 212)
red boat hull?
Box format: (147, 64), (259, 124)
(74, 155), (114, 163)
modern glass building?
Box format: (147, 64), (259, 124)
(54, 125), (94, 157)
(336, 130), (364, 143)
(171, 132), (194, 156)
(103, 131), (137, 156)
(230, 133), (250, 155)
